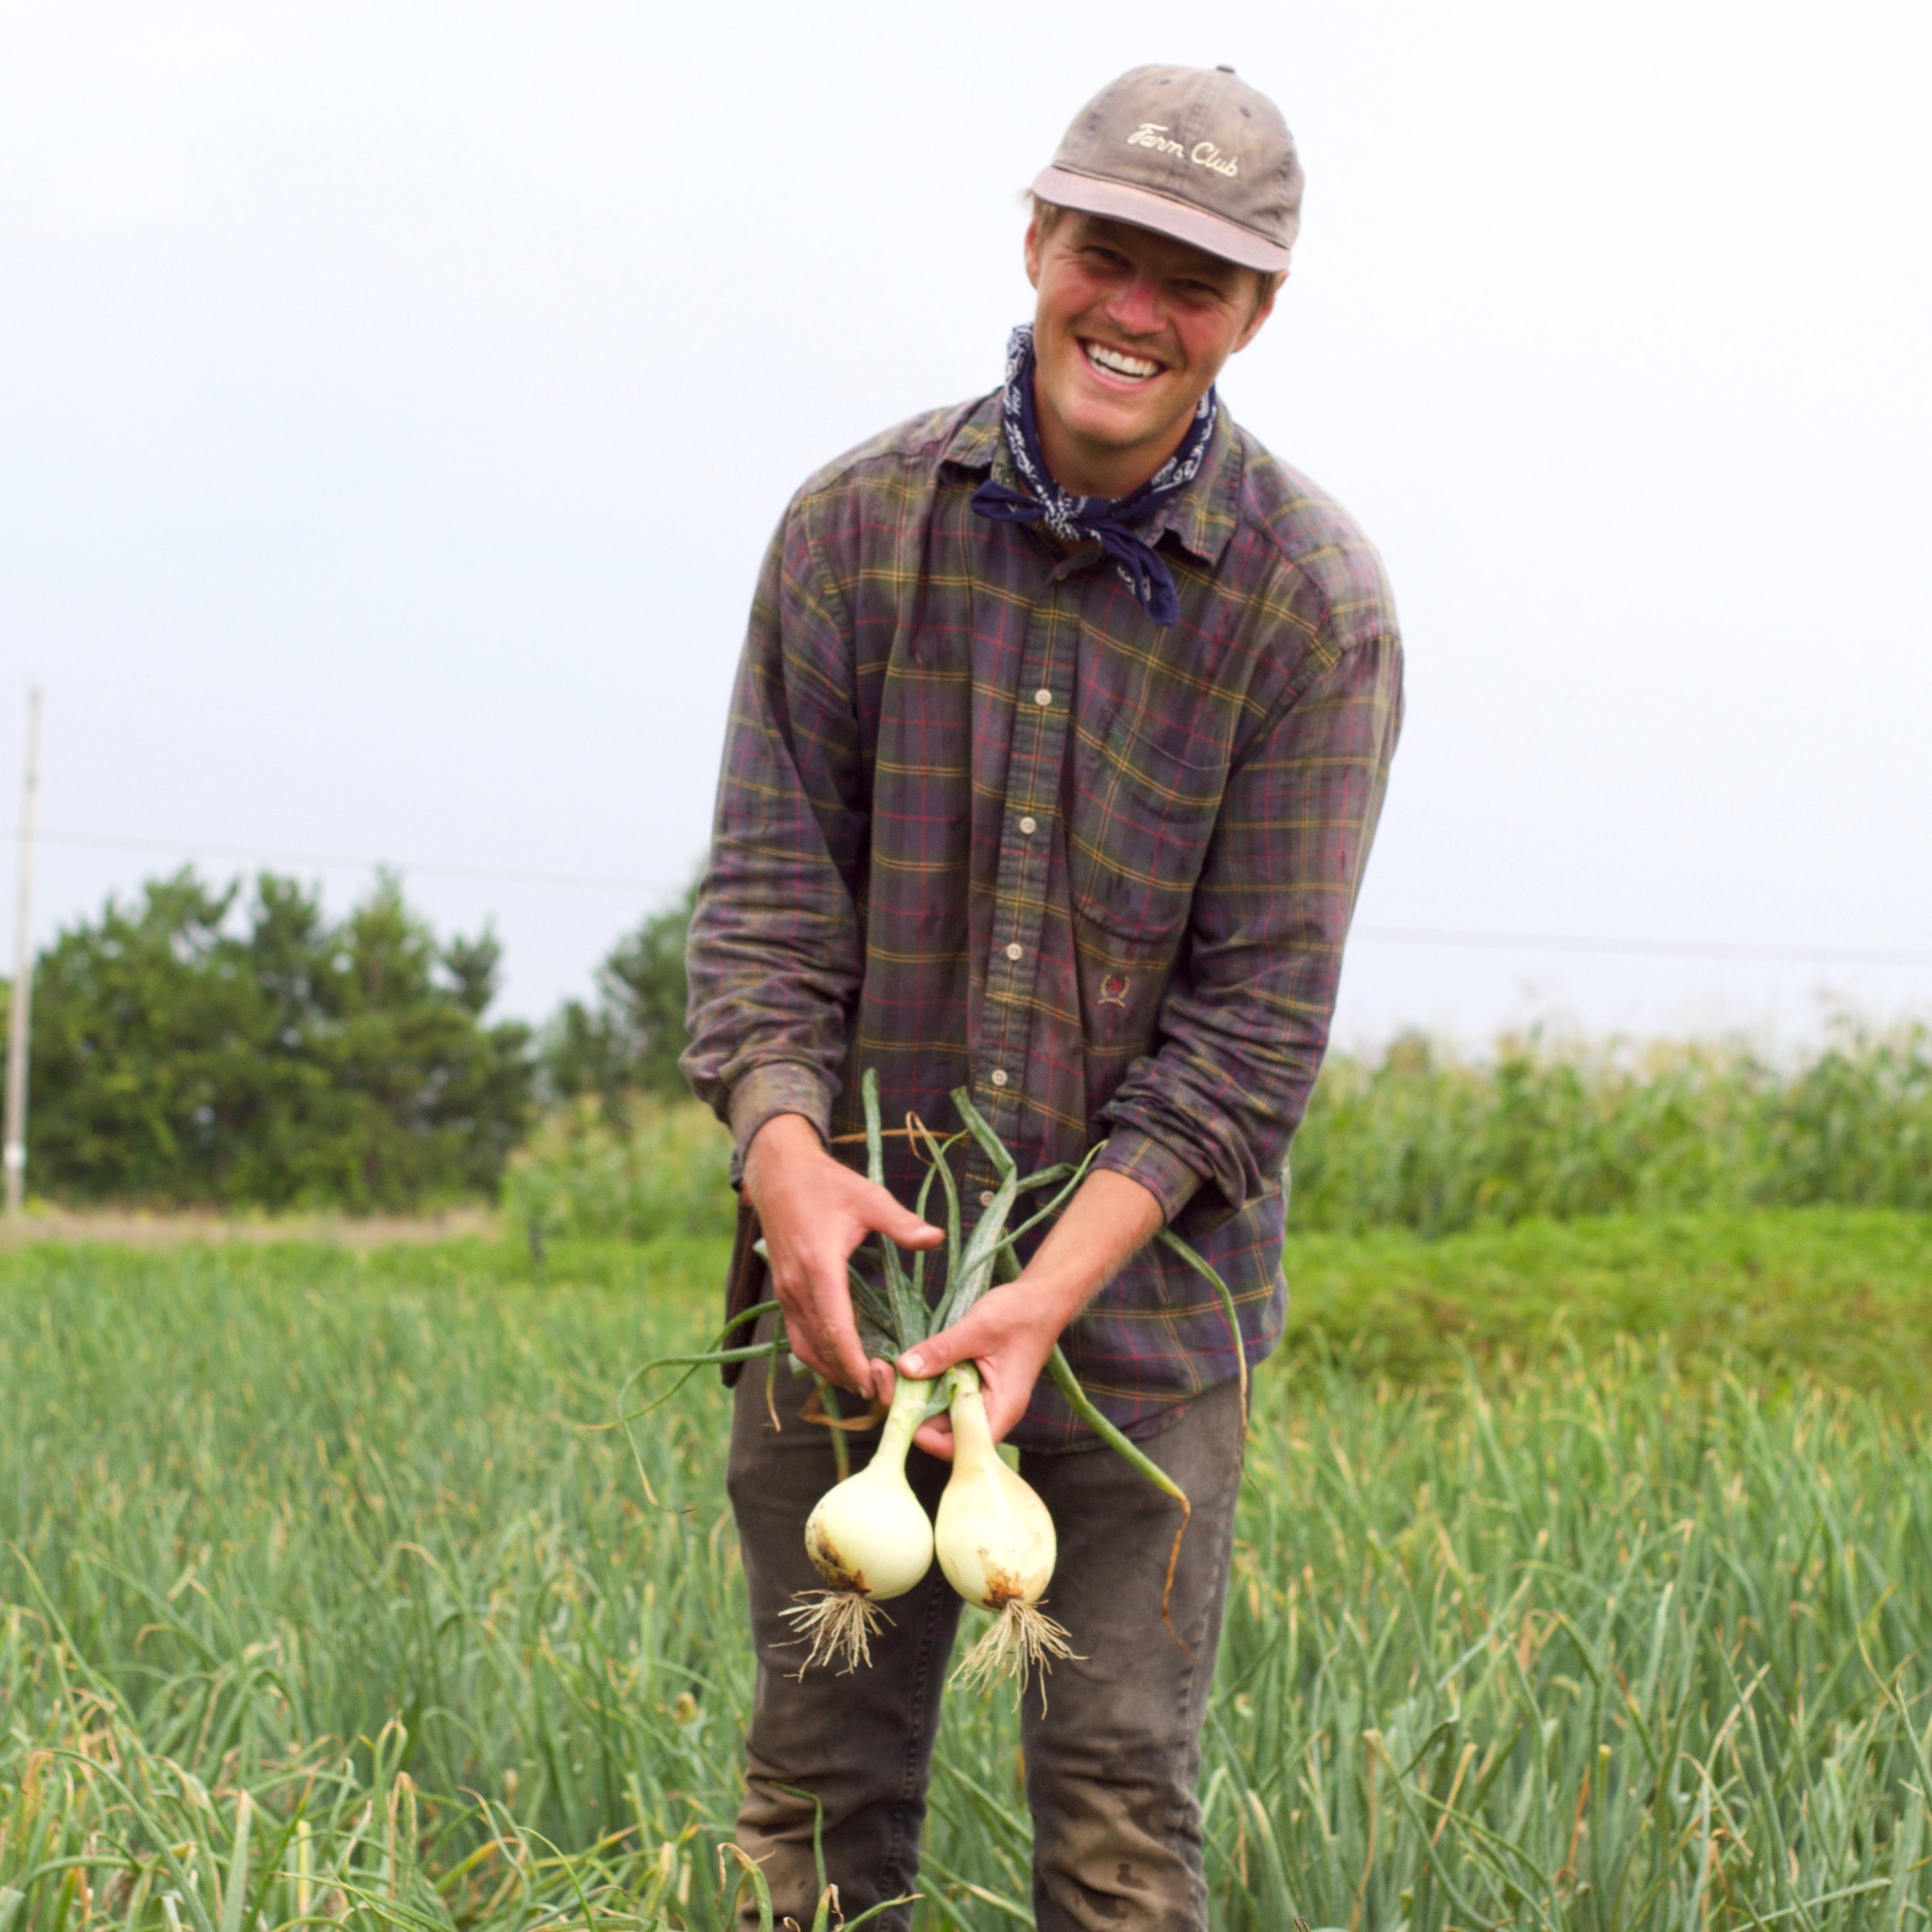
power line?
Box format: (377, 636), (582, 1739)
(1353, 925), (1932, 969)
(17, 827), (663, 894)
(8, 825), (1930, 969)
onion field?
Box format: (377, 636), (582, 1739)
(5, 1216), (1932, 1930)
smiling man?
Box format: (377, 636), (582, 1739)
(684, 63), (1403, 1932)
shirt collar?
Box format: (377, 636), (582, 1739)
(938, 391), (1005, 476)
(941, 389), (1241, 570)
(1144, 406), (1240, 568)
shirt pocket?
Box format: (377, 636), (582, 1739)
(1070, 906), (1172, 1078)
(1066, 705), (1228, 944)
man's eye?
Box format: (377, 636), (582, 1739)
(1084, 249), (1128, 270)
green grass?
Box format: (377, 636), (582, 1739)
(5, 1215), (1932, 1929)
(1284, 1207), (1932, 1400)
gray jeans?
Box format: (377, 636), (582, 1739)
(725, 1336), (1245, 1931)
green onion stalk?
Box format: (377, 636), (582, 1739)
(623, 1069), (1247, 1692)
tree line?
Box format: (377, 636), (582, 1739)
(17, 867), (1930, 1223)
(0, 867), (694, 1210)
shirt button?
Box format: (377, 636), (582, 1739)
(1034, 688), (1054, 707)
(1005, 942), (1023, 962)
(1019, 815), (1037, 835)
(988, 1068), (1009, 1088)
(979, 1189), (996, 1208)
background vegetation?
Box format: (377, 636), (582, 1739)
(535, 883), (695, 1114)
(7, 868), (1932, 1926)
(0, 869), (695, 1213)
(3, 869), (533, 1210)
(9, 866), (1931, 1236)
(503, 1097), (734, 1245)
(5, 1220), (1932, 1930)
(1290, 1019), (1932, 1233)
(502, 1020), (1932, 1249)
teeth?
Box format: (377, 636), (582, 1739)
(1085, 342), (1161, 379)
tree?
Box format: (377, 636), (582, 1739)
(11, 868), (533, 1209)
(539, 877), (697, 1111)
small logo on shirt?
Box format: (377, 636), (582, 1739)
(1126, 124), (1240, 178)
(1099, 972), (1131, 1007)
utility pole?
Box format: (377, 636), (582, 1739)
(5, 689), (43, 1217)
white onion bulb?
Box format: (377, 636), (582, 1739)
(781, 1374), (934, 1672)
(934, 1364), (1075, 1689)
(803, 1390), (934, 1601)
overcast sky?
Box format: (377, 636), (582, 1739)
(3, 0), (1928, 1051)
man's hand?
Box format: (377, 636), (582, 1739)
(892, 1168), (1165, 1458)
(742, 1112), (943, 1398)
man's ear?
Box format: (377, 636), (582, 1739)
(1023, 213), (1043, 291)
(1232, 274), (1282, 353)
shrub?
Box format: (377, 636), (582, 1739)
(502, 1093), (735, 1242)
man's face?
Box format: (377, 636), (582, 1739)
(1024, 209), (1276, 496)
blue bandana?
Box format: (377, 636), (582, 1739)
(969, 324), (1217, 628)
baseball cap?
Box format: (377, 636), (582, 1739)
(1031, 64), (1303, 273)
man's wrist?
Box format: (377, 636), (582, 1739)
(1002, 1259), (1091, 1328)
(746, 1110), (824, 1166)
(727, 1062), (834, 1185)
(1018, 1169), (1165, 1322)
(741, 1113), (835, 1210)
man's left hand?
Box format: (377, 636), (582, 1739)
(893, 1273), (1078, 1457)
(889, 1167), (1165, 1459)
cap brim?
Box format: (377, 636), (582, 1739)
(1030, 165), (1291, 273)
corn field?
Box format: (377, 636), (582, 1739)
(500, 1022), (1932, 1250)
(1289, 1019), (1932, 1234)
(4, 1226), (1931, 1929)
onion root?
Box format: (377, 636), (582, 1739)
(952, 1597), (1078, 1697)
(779, 1587), (893, 1675)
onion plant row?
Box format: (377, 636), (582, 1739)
(2, 1237), (1930, 1929)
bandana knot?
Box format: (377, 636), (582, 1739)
(969, 325), (1216, 627)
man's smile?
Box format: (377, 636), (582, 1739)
(1079, 337), (1168, 386)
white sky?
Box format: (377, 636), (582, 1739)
(3, 0), (1929, 1051)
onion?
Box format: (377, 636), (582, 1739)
(780, 1372), (934, 1672)
(934, 1362), (1076, 1689)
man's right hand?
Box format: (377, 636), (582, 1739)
(740, 1111), (943, 1399)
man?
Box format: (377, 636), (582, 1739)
(683, 63), (1402, 1931)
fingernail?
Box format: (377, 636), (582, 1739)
(902, 1353), (925, 1376)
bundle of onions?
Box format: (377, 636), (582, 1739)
(619, 1071), (1241, 1693)
(934, 1360), (1074, 1686)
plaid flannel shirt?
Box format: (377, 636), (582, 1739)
(683, 389), (1402, 1450)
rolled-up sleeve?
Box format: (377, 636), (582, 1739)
(1094, 632), (1403, 1230)
(681, 499), (871, 1176)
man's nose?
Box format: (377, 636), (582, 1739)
(1103, 270), (1163, 337)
